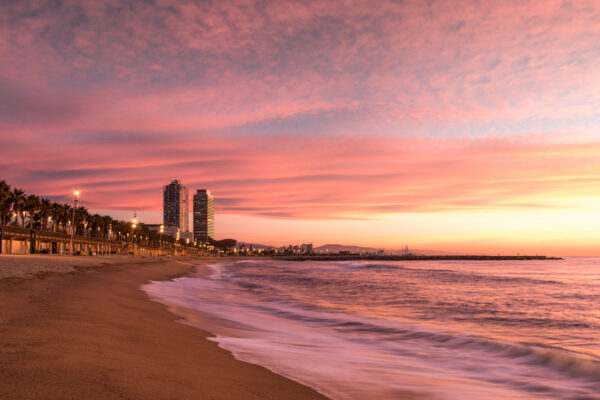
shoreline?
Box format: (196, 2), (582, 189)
(0, 256), (328, 399)
(143, 260), (344, 400)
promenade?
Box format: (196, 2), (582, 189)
(0, 225), (185, 256)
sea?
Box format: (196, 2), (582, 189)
(142, 258), (600, 400)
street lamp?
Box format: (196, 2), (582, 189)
(130, 215), (137, 256)
(70, 187), (80, 255)
(159, 224), (164, 256)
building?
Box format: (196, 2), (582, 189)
(301, 243), (313, 254)
(193, 189), (214, 242)
(144, 223), (194, 243)
(163, 180), (189, 233)
(180, 231), (194, 242)
(144, 223), (179, 238)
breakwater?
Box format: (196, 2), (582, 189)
(282, 254), (560, 261)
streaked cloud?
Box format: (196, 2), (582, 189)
(5, 132), (600, 219)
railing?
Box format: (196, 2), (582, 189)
(0, 224), (195, 254)
(1, 225), (118, 244)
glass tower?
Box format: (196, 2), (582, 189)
(163, 180), (189, 232)
(193, 189), (214, 242)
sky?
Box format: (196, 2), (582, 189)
(1, 0), (600, 255)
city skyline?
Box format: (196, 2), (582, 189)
(1, 1), (600, 255)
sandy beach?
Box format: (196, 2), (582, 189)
(0, 255), (328, 400)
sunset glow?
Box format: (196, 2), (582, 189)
(2, 0), (600, 254)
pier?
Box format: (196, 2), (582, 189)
(282, 254), (560, 261)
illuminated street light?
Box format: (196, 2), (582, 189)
(130, 213), (137, 255)
(70, 187), (80, 255)
(159, 225), (164, 256)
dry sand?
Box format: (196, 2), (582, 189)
(0, 256), (329, 399)
(0, 254), (162, 280)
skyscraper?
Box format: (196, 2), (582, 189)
(193, 189), (214, 242)
(163, 180), (189, 232)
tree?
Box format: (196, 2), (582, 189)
(209, 238), (237, 249)
(24, 195), (41, 228)
(101, 215), (113, 240)
(59, 203), (72, 233)
(0, 180), (12, 225)
(49, 202), (63, 232)
(89, 213), (104, 238)
(39, 198), (52, 231)
(1, 180), (185, 254)
(74, 207), (90, 236)
(11, 188), (26, 227)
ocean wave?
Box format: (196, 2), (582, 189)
(336, 261), (563, 285)
(251, 300), (600, 383)
(338, 261), (405, 270)
(144, 258), (600, 399)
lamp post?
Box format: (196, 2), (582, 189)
(130, 215), (137, 256)
(70, 188), (80, 255)
(159, 224), (164, 256)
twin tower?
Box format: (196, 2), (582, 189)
(163, 180), (214, 242)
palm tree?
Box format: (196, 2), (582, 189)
(75, 207), (90, 236)
(24, 195), (41, 229)
(101, 215), (113, 240)
(11, 188), (26, 227)
(49, 202), (63, 232)
(2, 180), (191, 255)
(59, 203), (72, 233)
(113, 220), (127, 242)
(39, 198), (52, 231)
(0, 180), (12, 225)
(89, 213), (103, 238)
(148, 229), (160, 246)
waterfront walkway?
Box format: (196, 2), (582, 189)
(0, 225), (178, 256)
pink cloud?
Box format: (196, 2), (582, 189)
(3, 132), (599, 219)
(1, 0), (600, 226)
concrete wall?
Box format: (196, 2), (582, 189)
(11, 240), (28, 254)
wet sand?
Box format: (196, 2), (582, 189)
(0, 256), (329, 399)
